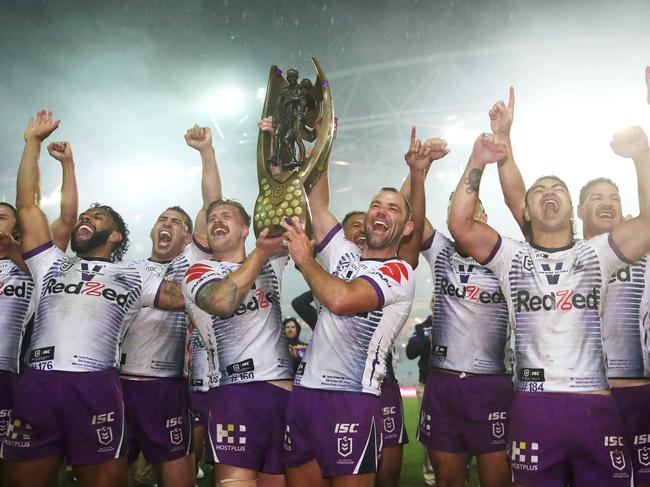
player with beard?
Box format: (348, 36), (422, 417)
(1, 110), (185, 487)
(448, 124), (650, 486)
(182, 198), (290, 487)
(118, 124), (220, 487)
(279, 127), (442, 487)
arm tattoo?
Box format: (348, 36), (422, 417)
(197, 277), (240, 317)
(161, 280), (184, 310)
(464, 168), (483, 194)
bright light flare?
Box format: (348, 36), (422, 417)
(256, 88), (266, 100)
(205, 86), (245, 115)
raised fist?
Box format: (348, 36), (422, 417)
(610, 126), (649, 159)
(422, 136), (450, 161)
(404, 127), (449, 172)
(258, 117), (274, 133)
(185, 125), (213, 151)
(24, 110), (60, 143)
(489, 87), (515, 137)
(47, 141), (73, 164)
(471, 133), (508, 164)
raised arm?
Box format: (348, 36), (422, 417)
(490, 87), (526, 233)
(194, 229), (285, 317)
(47, 142), (78, 251)
(185, 125), (222, 247)
(291, 290), (318, 330)
(447, 134), (507, 263)
(399, 127), (449, 268)
(17, 111), (60, 253)
(608, 126), (650, 262)
(281, 217), (379, 315)
(305, 164), (339, 244)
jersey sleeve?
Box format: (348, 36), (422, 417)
(421, 231), (450, 269)
(314, 224), (359, 273)
(185, 237), (213, 264)
(358, 259), (415, 308)
(480, 235), (523, 283)
(23, 241), (65, 282)
(139, 265), (165, 308)
(182, 261), (226, 307)
(268, 254), (289, 277)
(587, 233), (632, 279)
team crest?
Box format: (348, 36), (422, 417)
(383, 417), (395, 434)
(337, 436), (353, 457)
(96, 426), (113, 446)
(610, 449), (626, 471)
(0, 419), (7, 437)
(639, 447), (650, 467)
(492, 422), (505, 439)
(169, 427), (183, 445)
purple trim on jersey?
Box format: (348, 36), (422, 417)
(153, 282), (163, 308)
(314, 224), (342, 254)
(192, 235), (212, 255)
(359, 275), (385, 307)
(22, 241), (53, 260)
(608, 233), (634, 265)
(479, 235), (502, 265)
(421, 231), (435, 251)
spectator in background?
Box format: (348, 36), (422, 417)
(406, 293), (436, 487)
(283, 316), (308, 373)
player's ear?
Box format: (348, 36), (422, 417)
(401, 220), (414, 238)
(109, 230), (123, 246)
(242, 225), (250, 240)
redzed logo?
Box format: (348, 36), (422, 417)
(184, 263), (213, 284)
(378, 262), (409, 284)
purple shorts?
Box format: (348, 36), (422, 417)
(284, 386), (380, 477)
(121, 378), (192, 464)
(205, 382), (289, 474)
(418, 369), (512, 454)
(0, 368), (126, 466)
(509, 392), (632, 486)
(0, 371), (17, 440)
(190, 390), (210, 428)
(612, 383), (650, 483)
(379, 377), (408, 447)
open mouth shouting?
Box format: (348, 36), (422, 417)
(541, 197), (560, 217)
(75, 222), (95, 240)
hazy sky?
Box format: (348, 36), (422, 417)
(2, 0), (649, 326)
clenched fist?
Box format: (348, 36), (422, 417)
(185, 125), (213, 151)
(610, 126), (649, 159)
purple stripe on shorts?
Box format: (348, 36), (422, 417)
(23, 240), (53, 260)
(359, 275), (385, 307)
(314, 223), (342, 254)
(479, 234), (502, 266)
(421, 231), (435, 251)
(192, 235), (212, 255)
(608, 233), (634, 265)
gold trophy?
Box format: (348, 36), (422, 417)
(254, 57), (334, 237)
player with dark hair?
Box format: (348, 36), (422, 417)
(118, 124), (221, 487)
(448, 118), (650, 485)
(1, 110), (185, 487)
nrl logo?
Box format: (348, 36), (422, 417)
(610, 449), (626, 471)
(96, 426), (113, 446)
(383, 417), (395, 434)
(337, 436), (353, 457)
(170, 427), (183, 445)
(492, 422), (505, 439)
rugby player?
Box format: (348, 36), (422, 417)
(2, 110), (185, 487)
(412, 89), (521, 487)
(279, 127), (440, 487)
(182, 198), (290, 487)
(448, 124), (650, 486)
(118, 124), (220, 486)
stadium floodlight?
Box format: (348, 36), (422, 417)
(206, 86), (245, 115)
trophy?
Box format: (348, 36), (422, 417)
(254, 57), (334, 237)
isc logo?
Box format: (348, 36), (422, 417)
(383, 406), (396, 415)
(91, 412), (115, 425)
(634, 434), (650, 445)
(604, 436), (624, 446)
(488, 411), (506, 421)
(166, 416), (183, 428)
(334, 423), (359, 434)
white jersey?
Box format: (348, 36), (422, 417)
(188, 327), (215, 392)
(24, 242), (162, 372)
(295, 225), (415, 396)
(422, 231), (510, 374)
(183, 254), (293, 385)
(484, 234), (627, 393)
(0, 259), (35, 373)
(602, 253), (650, 379)
(120, 240), (211, 378)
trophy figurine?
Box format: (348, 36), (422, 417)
(254, 57), (334, 237)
